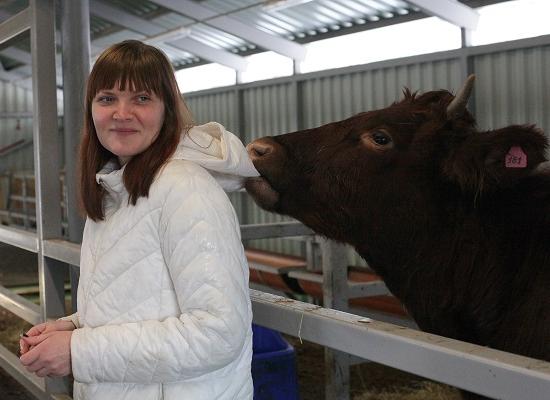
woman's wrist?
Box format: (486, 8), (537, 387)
(57, 314), (79, 330)
(55, 319), (78, 331)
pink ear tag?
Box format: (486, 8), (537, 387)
(505, 146), (527, 168)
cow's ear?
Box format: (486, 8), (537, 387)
(443, 125), (548, 194)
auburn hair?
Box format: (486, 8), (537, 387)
(78, 40), (194, 221)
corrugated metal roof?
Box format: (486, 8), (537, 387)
(85, 0), (500, 68)
(0, 0), (511, 80)
(105, 0), (163, 17)
(151, 0), (417, 56)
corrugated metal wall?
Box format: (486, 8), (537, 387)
(0, 82), (34, 172)
(242, 83), (298, 140)
(301, 60), (462, 128)
(473, 46), (550, 137)
(184, 37), (550, 264)
(186, 90), (238, 132)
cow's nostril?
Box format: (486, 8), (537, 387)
(247, 142), (273, 158)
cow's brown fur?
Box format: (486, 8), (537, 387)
(245, 85), (550, 399)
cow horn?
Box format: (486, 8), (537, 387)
(447, 74), (476, 118)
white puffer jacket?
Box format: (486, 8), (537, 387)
(65, 122), (259, 400)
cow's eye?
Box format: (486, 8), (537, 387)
(360, 129), (394, 151)
(372, 131), (392, 146)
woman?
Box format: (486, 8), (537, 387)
(19, 40), (258, 399)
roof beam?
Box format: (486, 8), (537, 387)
(90, 0), (247, 71)
(150, 0), (307, 60)
(167, 37), (247, 71)
(407, 0), (479, 30)
(0, 8), (30, 46)
(208, 15), (306, 60)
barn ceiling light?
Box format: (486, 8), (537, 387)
(263, 0), (316, 12)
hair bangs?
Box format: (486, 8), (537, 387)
(116, 61), (163, 96)
(89, 47), (164, 99)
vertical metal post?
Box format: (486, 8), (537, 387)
(61, 0), (90, 313)
(30, 0), (69, 394)
(235, 86), (249, 225)
(22, 175), (28, 229)
(293, 58), (302, 75)
(460, 27), (476, 118)
(295, 79), (304, 131)
(461, 27), (472, 49)
(459, 28), (471, 83)
(6, 173), (12, 226)
(321, 238), (351, 400)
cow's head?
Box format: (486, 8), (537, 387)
(245, 76), (547, 248)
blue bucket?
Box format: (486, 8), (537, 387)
(252, 324), (300, 400)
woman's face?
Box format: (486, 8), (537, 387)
(92, 86), (165, 165)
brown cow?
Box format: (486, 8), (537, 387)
(245, 76), (550, 399)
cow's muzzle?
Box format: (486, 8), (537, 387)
(245, 137), (282, 211)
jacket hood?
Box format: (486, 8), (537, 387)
(96, 160), (126, 199)
(173, 122), (259, 192)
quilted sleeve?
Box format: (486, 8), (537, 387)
(58, 313), (80, 329)
(70, 163), (251, 384)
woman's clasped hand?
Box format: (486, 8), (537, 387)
(19, 320), (75, 377)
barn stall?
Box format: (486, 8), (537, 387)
(0, 1), (549, 399)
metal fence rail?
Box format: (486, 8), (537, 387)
(252, 290), (550, 400)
